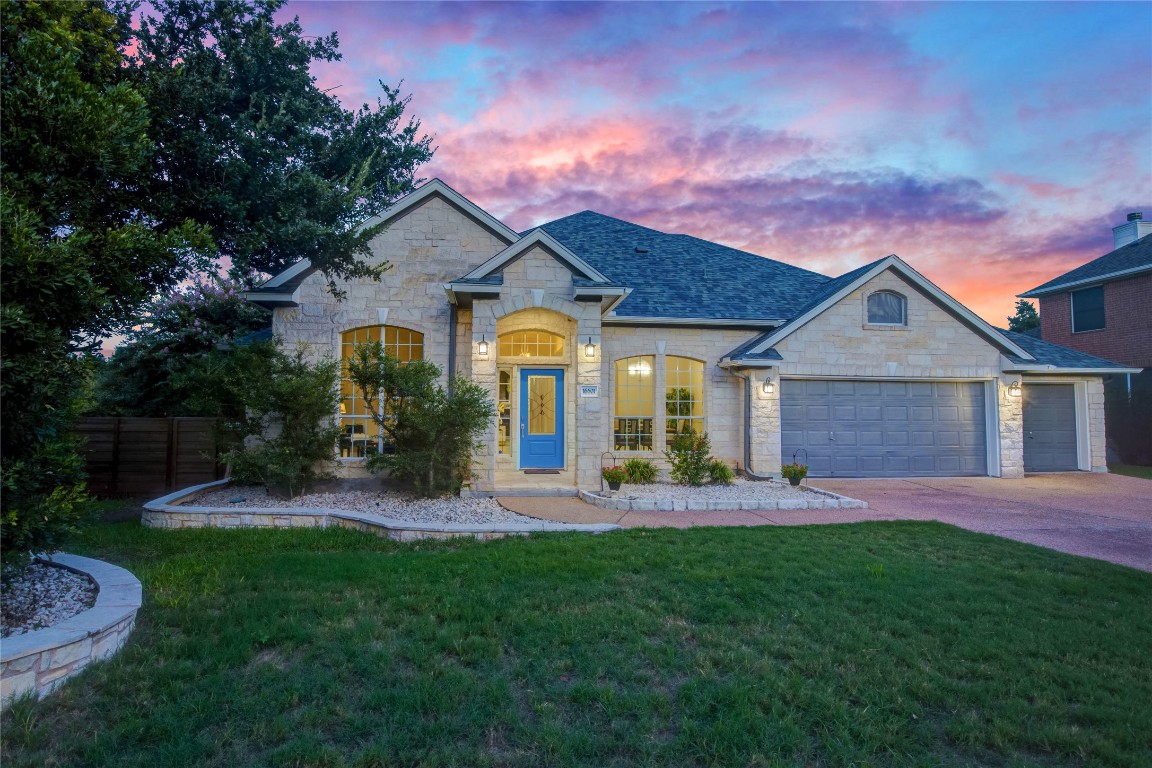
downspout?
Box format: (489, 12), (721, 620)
(733, 368), (775, 481)
(447, 303), (457, 395)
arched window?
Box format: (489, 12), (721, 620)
(867, 291), (906, 325)
(665, 357), (705, 439)
(498, 330), (564, 358)
(339, 325), (424, 457)
(614, 356), (654, 451)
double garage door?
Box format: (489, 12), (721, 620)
(781, 379), (987, 477)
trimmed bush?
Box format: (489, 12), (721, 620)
(622, 458), (658, 484)
(664, 432), (712, 486)
(709, 458), (736, 485)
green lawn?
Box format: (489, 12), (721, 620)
(1109, 463), (1152, 480)
(4, 522), (1151, 768)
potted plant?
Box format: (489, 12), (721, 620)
(781, 462), (808, 486)
(602, 465), (628, 491)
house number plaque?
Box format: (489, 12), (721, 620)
(579, 385), (599, 398)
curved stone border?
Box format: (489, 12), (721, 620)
(578, 483), (868, 512)
(1, 554), (142, 710)
(143, 479), (620, 540)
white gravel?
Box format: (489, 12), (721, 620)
(2, 562), (98, 638)
(611, 478), (820, 501)
(193, 486), (545, 526)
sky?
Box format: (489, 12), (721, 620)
(282, 0), (1151, 327)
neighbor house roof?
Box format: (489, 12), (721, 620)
(999, 329), (1142, 373)
(1019, 233), (1152, 298)
(531, 211), (830, 322)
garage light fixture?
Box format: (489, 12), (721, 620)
(478, 336), (489, 357)
(762, 378), (775, 395)
(585, 337), (596, 358)
(1007, 381), (1022, 397)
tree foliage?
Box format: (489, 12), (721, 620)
(92, 278), (270, 416)
(219, 344), (343, 498)
(1008, 299), (1040, 332)
(345, 343), (495, 497)
(123, 0), (434, 293)
(0, 1), (206, 557)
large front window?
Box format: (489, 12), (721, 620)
(339, 325), (424, 457)
(665, 356), (705, 439)
(614, 356), (654, 451)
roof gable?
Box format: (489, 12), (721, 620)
(1020, 233), (1152, 297)
(726, 255), (1034, 364)
(461, 229), (612, 284)
(246, 179), (519, 303)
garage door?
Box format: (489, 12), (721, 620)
(781, 380), (987, 477)
(1023, 384), (1078, 471)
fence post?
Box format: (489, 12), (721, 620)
(110, 417), (121, 497)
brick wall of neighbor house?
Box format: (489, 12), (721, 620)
(773, 269), (1026, 477)
(1038, 272), (1152, 367)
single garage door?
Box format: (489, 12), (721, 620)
(781, 379), (987, 477)
(1022, 384), (1078, 472)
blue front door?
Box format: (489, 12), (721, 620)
(519, 368), (564, 468)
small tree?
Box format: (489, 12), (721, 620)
(92, 277), (270, 416)
(217, 344), (342, 498)
(1008, 299), (1040, 332)
(664, 432), (713, 486)
(345, 342), (495, 496)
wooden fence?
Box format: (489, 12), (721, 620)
(75, 417), (224, 497)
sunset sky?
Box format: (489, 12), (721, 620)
(282, 1), (1151, 326)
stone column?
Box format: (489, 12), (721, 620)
(471, 304), (498, 491)
(574, 308), (603, 489)
(998, 375), (1024, 478)
(749, 370), (780, 476)
(1086, 378), (1107, 472)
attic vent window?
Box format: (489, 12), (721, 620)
(634, 247), (649, 253)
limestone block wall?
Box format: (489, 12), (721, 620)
(997, 374), (1025, 478)
(1087, 377), (1107, 471)
(273, 195), (509, 375)
(774, 271), (1003, 379)
(500, 246), (578, 297)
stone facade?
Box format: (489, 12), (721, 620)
(264, 187), (1111, 489)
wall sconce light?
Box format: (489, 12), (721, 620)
(477, 336), (489, 356)
(584, 337), (596, 358)
(1007, 381), (1022, 398)
(762, 378), (775, 395)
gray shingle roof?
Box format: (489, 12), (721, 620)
(1020, 234), (1152, 297)
(998, 329), (1137, 370)
(532, 211), (831, 321)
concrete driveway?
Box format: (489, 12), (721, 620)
(500, 473), (1152, 572)
(810, 473), (1152, 572)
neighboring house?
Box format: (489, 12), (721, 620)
(1018, 213), (1152, 373)
(245, 179), (1139, 491)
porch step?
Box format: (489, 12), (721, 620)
(462, 487), (580, 498)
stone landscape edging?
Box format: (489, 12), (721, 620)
(578, 483), (868, 512)
(143, 479), (621, 540)
(1, 554), (142, 710)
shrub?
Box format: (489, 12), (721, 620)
(622, 458), (657, 484)
(664, 432), (712, 486)
(345, 342), (495, 497)
(0, 436), (90, 566)
(220, 344), (342, 498)
(709, 458), (736, 484)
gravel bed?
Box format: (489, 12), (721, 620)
(611, 478), (822, 501)
(192, 486), (544, 526)
(2, 562), (98, 638)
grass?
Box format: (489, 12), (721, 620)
(3, 520), (1151, 768)
(1109, 463), (1152, 480)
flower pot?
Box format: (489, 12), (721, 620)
(788, 476), (801, 487)
(607, 481), (622, 492)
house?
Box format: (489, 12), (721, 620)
(245, 179), (1139, 491)
(1019, 215), (1151, 462)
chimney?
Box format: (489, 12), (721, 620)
(1112, 211), (1152, 249)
